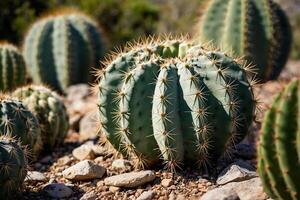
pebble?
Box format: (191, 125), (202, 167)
(109, 186), (121, 192)
(72, 144), (95, 160)
(161, 179), (173, 187)
(217, 160), (257, 185)
(112, 159), (132, 170)
(43, 183), (73, 198)
(104, 170), (156, 188)
(80, 192), (97, 200)
(137, 190), (156, 200)
(25, 171), (48, 183)
(63, 160), (106, 181)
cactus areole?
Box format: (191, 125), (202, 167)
(97, 39), (256, 171)
(258, 79), (300, 200)
(23, 10), (104, 92)
(198, 0), (292, 82)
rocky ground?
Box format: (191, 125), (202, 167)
(22, 61), (300, 200)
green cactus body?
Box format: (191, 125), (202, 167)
(13, 85), (69, 152)
(258, 79), (300, 200)
(0, 135), (27, 199)
(0, 97), (41, 155)
(23, 10), (104, 92)
(198, 0), (292, 81)
(97, 39), (255, 170)
(0, 43), (26, 91)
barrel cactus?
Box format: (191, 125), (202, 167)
(258, 79), (300, 200)
(13, 85), (69, 152)
(97, 38), (256, 171)
(0, 96), (41, 155)
(0, 43), (26, 91)
(0, 135), (28, 199)
(23, 9), (105, 92)
(197, 0), (292, 81)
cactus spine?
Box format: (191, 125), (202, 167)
(97, 38), (256, 170)
(0, 43), (26, 91)
(197, 0), (292, 81)
(0, 96), (41, 155)
(258, 79), (300, 200)
(23, 10), (105, 92)
(13, 85), (69, 151)
(0, 135), (28, 199)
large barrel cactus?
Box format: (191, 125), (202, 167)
(258, 79), (300, 200)
(0, 96), (41, 155)
(23, 10), (105, 92)
(0, 43), (26, 91)
(0, 135), (28, 199)
(197, 0), (292, 81)
(13, 85), (69, 152)
(97, 38), (256, 170)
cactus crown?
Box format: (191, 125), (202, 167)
(97, 37), (256, 171)
(258, 79), (300, 200)
(13, 85), (69, 152)
(197, 0), (292, 81)
(0, 43), (26, 91)
(0, 135), (28, 199)
(23, 10), (105, 92)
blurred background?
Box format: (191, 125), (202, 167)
(0, 0), (299, 59)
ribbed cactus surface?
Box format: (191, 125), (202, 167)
(0, 96), (41, 155)
(0, 43), (26, 91)
(97, 38), (256, 170)
(23, 10), (104, 92)
(258, 79), (300, 200)
(0, 135), (27, 199)
(198, 0), (292, 81)
(13, 85), (69, 152)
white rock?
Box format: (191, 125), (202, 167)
(72, 144), (95, 160)
(161, 179), (173, 187)
(80, 192), (97, 200)
(43, 183), (73, 198)
(25, 171), (48, 183)
(104, 170), (156, 188)
(217, 160), (257, 185)
(112, 159), (131, 170)
(137, 190), (156, 200)
(63, 160), (106, 181)
(201, 188), (239, 200)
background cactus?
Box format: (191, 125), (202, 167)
(0, 135), (28, 199)
(0, 43), (26, 91)
(197, 0), (292, 81)
(258, 79), (300, 200)
(23, 9), (105, 92)
(0, 96), (41, 155)
(13, 85), (69, 152)
(97, 38), (256, 171)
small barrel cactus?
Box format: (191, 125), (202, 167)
(97, 38), (256, 171)
(0, 135), (28, 199)
(0, 96), (41, 155)
(0, 43), (26, 91)
(13, 85), (69, 152)
(258, 79), (300, 200)
(23, 9), (105, 92)
(197, 0), (292, 81)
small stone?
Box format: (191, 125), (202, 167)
(104, 170), (156, 188)
(43, 183), (73, 198)
(91, 145), (106, 156)
(201, 188), (240, 200)
(161, 179), (173, 187)
(137, 190), (155, 200)
(79, 111), (99, 141)
(217, 160), (257, 185)
(63, 160), (106, 181)
(109, 186), (120, 192)
(80, 192), (97, 200)
(58, 156), (73, 165)
(25, 171), (48, 183)
(176, 194), (185, 200)
(72, 144), (95, 160)
(112, 159), (131, 170)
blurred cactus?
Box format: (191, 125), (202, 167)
(0, 96), (41, 155)
(97, 37), (256, 171)
(13, 85), (69, 152)
(0, 135), (28, 199)
(23, 9), (105, 92)
(258, 79), (300, 200)
(197, 0), (292, 81)
(0, 43), (26, 91)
